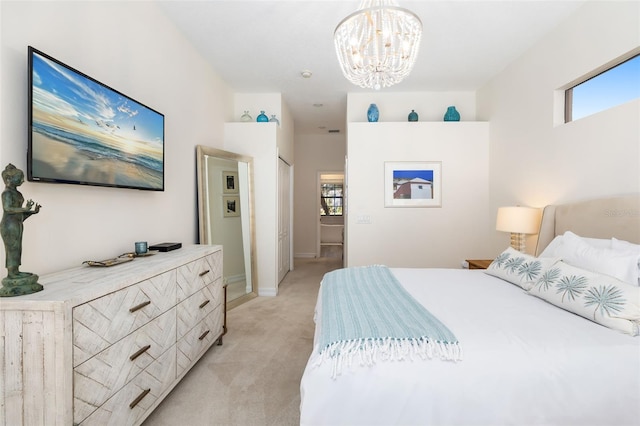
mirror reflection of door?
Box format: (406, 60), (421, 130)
(318, 172), (344, 260)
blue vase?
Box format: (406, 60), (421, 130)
(367, 104), (379, 122)
(443, 106), (460, 121)
(408, 109), (419, 122)
(256, 110), (268, 122)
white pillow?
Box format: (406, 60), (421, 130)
(557, 232), (639, 286)
(539, 231), (612, 258)
(538, 235), (564, 258)
(485, 247), (559, 290)
(612, 238), (640, 252)
(528, 261), (640, 336)
(612, 238), (640, 286)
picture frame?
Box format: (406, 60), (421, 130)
(223, 195), (241, 217)
(222, 171), (239, 194)
(384, 161), (442, 208)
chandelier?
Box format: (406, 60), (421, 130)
(334, 0), (422, 90)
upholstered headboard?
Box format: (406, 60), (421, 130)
(535, 194), (640, 256)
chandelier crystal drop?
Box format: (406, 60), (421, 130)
(334, 0), (422, 90)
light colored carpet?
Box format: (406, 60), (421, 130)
(320, 244), (343, 259)
(143, 257), (342, 426)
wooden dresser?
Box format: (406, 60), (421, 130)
(0, 244), (223, 426)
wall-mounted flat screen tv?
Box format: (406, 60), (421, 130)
(27, 46), (165, 191)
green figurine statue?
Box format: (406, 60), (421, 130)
(0, 164), (43, 297)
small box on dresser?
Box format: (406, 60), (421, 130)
(0, 244), (223, 426)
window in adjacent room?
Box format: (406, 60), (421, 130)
(565, 53), (640, 122)
(320, 183), (343, 216)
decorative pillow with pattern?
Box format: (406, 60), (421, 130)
(528, 261), (640, 336)
(485, 247), (560, 290)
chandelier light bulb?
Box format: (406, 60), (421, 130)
(334, 0), (422, 90)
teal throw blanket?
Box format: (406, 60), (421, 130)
(315, 265), (462, 378)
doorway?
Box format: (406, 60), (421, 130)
(317, 172), (345, 260)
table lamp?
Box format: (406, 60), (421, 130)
(496, 206), (541, 253)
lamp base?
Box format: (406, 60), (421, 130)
(510, 233), (526, 253)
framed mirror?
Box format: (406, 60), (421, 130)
(196, 145), (258, 309)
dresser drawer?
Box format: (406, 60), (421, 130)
(73, 307), (176, 423)
(176, 306), (223, 376)
(77, 344), (177, 426)
(176, 278), (223, 339)
(176, 253), (222, 302)
(73, 269), (177, 366)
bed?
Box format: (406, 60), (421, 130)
(300, 195), (640, 426)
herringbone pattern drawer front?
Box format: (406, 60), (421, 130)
(77, 345), (177, 426)
(176, 253), (222, 301)
(176, 306), (223, 376)
(73, 308), (177, 423)
(176, 278), (223, 339)
(73, 270), (177, 367)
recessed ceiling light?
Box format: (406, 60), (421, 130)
(301, 70), (313, 78)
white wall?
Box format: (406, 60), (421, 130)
(0, 1), (233, 275)
(224, 96), (295, 295)
(291, 91), (477, 261)
(478, 1), (640, 255)
(227, 93), (294, 295)
(224, 123), (278, 295)
(233, 93), (294, 164)
(347, 91), (477, 123)
(346, 121), (491, 268)
(293, 132), (346, 258)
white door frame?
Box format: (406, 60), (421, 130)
(278, 157), (293, 283)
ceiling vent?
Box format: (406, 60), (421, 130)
(328, 129), (340, 133)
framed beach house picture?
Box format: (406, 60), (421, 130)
(384, 161), (442, 208)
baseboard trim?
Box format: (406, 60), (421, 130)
(258, 288), (278, 297)
(225, 274), (246, 284)
(295, 253), (317, 258)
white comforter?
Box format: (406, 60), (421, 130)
(300, 268), (640, 426)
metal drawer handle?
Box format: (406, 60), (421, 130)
(199, 299), (210, 309)
(129, 300), (151, 313)
(199, 269), (210, 277)
(129, 388), (151, 409)
(129, 344), (151, 361)
(198, 330), (210, 341)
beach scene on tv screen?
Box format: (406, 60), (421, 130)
(30, 51), (164, 190)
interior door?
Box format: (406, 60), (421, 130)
(278, 157), (291, 283)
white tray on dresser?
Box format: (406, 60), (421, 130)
(0, 244), (224, 426)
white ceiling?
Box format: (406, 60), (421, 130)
(157, 0), (586, 134)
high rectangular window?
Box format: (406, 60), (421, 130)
(565, 53), (640, 122)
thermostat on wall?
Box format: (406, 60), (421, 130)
(149, 242), (182, 252)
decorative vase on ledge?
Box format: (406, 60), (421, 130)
(256, 111), (269, 122)
(408, 109), (419, 122)
(240, 111), (252, 122)
(269, 114), (280, 126)
(367, 103), (379, 122)
(443, 106), (460, 122)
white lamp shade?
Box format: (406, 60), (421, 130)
(496, 206), (541, 234)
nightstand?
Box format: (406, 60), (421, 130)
(466, 259), (493, 270)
